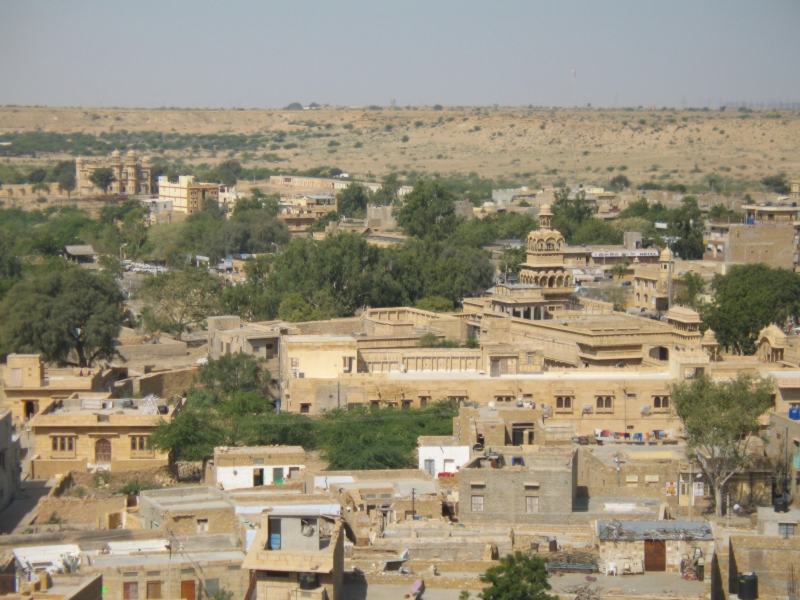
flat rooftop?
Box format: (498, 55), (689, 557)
(591, 444), (686, 467)
(387, 370), (671, 382)
(40, 397), (171, 417)
(91, 549), (245, 568)
(215, 445), (304, 456)
(285, 335), (355, 343)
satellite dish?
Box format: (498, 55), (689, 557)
(488, 401), (496, 409)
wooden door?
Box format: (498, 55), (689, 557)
(95, 439), (112, 463)
(644, 539), (666, 571)
(180, 580), (195, 600)
(146, 581), (161, 600)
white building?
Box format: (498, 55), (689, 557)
(208, 446), (306, 490)
(418, 437), (471, 476)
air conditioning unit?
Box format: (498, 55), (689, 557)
(298, 372), (305, 378)
(641, 405), (652, 415)
(542, 405), (552, 417)
(582, 405), (593, 414)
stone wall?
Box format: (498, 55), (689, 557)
(576, 448), (678, 501)
(296, 317), (371, 336)
(31, 458), (86, 479)
(116, 339), (188, 361)
(35, 496), (127, 528)
(729, 534), (800, 597)
(86, 555), (248, 600)
(134, 368), (196, 398)
(158, 507), (235, 535)
(458, 452), (576, 523)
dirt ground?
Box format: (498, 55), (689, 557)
(1, 106), (798, 195)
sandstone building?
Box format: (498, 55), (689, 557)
(242, 511), (347, 600)
(206, 446), (307, 490)
(0, 354), (116, 425)
(0, 408), (21, 513)
(76, 150), (152, 196)
(156, 175), (219, 214)
(28, 393), (180, 478)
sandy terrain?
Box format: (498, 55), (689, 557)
(1, 106), (798, 189)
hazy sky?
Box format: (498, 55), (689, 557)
(2, 1), (799, 109)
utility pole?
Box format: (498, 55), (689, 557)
(411, 488), (416, 516)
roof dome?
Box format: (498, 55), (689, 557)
(539, 204), (553, 216)
(702, 329), (718, 344)
(111, 150), (121, 157)
(127, 150), (136, 156)
(660, 247), (674, 261)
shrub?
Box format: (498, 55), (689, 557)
(93, 470), (111, 488)
(62, 486), (87, 498)
(118, 479), (162, 496)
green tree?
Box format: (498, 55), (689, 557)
(761, 172), (790, 195)
(137, 268), (222, 339)
(370, 173), (401, 206)
(233, 189), (280, 218)
(0, 268), (123, 366)
(415, 296), (455, 312)
(27, 168), (47, 184)
(708, 205), (741, 221)
(609, 257), (631, 278)
(195, 353), (269, 400)
(307, 211), (340, 233)
(336, 182), (370, 218)
(675, 271), (705, 310)
(666, 197), (704, 260)
(551, 188), (593, 242)
(702, 264), (800, 354)
(571, 218), (623, 245)
(608, 174), (631, 190)
(499, 246), (527, 277)
(213, 160), (243, 187)
(398, 180), (460, 240)
(89, 168), (116, 194)
(0, 238), (22, 300)
(49, 160), (76, 183)
(670, 374), (774, 516)
(240, 412), (316, 448)
(315, 402), (457, 470)
(58, 170), (76, 199)
(149, 408), (227, 462)
(277, 291), (333, 322)
(479, 552), (557, 600)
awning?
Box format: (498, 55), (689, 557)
(524, 482), (540, 487)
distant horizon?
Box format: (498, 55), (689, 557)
(1, 1), (798, 109)
(4, 103), (800, 111)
